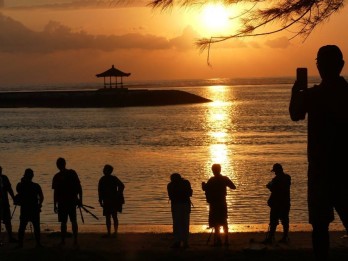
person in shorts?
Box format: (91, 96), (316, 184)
(52, 157), (82, 246)
(202, 164), (236, 246)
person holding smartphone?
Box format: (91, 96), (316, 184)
(289, 45), (348, 261)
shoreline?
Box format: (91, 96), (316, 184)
(21, 223), (346, 234)
(1, 230), (348, 260)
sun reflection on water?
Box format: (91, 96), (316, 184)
(209, 144), (228, 164)
(205, 85), (236, 181)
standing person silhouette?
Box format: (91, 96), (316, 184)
(98, 164), (125, 237)
(262, 163), (291, 244)
(16, 168), (44, 248)
(202, 164), (236, 246)
(290, 45), (348, 261)
(0, 166), (17, 244)
(52, 157), (83, 246)
(167, 173), (192, 248)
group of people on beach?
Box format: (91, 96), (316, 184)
(0, 44), (347, 261)
(167, 162), (290, 249)
(167, 44), (348, 261)
(0, 157), (125, 248)
(167, 163), (238, 248)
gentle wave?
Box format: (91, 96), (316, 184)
(0, 80), (343, 229)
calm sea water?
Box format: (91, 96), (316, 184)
(0, 77), (345, 232)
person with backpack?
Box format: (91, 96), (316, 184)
(167, 173), (192, 248)
(262, 163), (291, 244)
(98, 164), (125, 237)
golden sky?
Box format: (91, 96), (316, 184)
(1, 1), (348, 85)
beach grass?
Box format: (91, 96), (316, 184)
(1, 231), (348, 260)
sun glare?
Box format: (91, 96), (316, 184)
(201, 3), (230, 34)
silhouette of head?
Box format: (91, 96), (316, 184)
(212, 164), (221, 176)
(271, 163), (283, 175)
(23, 168), (34, 181)
(103, 164), (113, 176)
(170, 173), (182, 182)
(316, 45), (344, 81)
(56, 157), (66, 170)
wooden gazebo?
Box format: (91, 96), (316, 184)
(96, 65), (131, 88)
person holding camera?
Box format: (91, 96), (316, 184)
(202, 164), (236, 246)
(290, 45), (348, 260)
(52, 157), (83, 246)
(16, 168), (44, 248)
(263, 163), (291, 244)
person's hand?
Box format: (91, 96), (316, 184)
(77, 199), (83, 208)
(54, 205), (58, 214)
(201, 182), (206, 190)
(292, 80), (306, 93)
(99, 201), (104, 208)
(266, 181), (273, 189)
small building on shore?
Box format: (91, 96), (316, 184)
(96, 65), (131, 88)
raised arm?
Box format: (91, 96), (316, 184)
(289, 81), (307, 121)
(226, 177), (236, 190)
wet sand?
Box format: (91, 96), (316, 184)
(1, 230), (348, 261)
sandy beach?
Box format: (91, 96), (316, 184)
(1, 230), (348, 261)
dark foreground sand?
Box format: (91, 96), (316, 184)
(1, 231), (348, 261)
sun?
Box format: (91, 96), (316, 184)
(200, 3), (231, 34)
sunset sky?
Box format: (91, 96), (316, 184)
(1, 0), (348, 85)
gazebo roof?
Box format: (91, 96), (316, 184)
(96, 65), (131, 78)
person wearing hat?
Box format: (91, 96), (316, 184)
(167, 173), (192, 248)
(290, 45), (348, 260)
(16, 168), (44, 248)
(262, 163), (291, 244)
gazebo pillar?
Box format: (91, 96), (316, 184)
(96, 65), (131, 89)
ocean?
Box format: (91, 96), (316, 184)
(0, 77), (345, 232)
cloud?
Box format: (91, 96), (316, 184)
(0, 14), (198, 53)
(4, 0), (148, 10)
(264, 36), (291, 49)
(169, 26), (200, 51)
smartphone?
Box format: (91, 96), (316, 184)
(296, 67), (308, 89)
